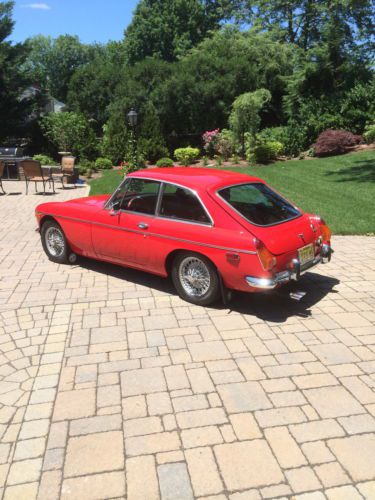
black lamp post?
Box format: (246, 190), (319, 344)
(127, 109), (138, 169)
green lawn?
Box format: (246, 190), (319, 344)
(89, 150), (375, 234)
(89, 169), (123, 196)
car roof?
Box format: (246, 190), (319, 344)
(128, 167), (264, 191)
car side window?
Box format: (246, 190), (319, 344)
(109, 179), (131, 208)
(159, 184), (211, 224)
(121, 179), (161, 215)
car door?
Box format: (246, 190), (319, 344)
(146, 182), (215, 274)
(92, 178), (161, 267)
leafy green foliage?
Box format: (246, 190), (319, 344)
(174, 147), (200, 165)
(32, 154), (56, 165)
(40, 112), (98, 159)
(138, 101), (168, 163)
(77, 158), (95, 175)
(3, 0), (375, 162)
(159, 29), (293, 136)
(237, 0), (374, 53)
(67, 42), (126, 130)
(0, 1), (35, 141)
(156, 157), (174, 167)
(363, 124), (375, 144)
(124, 0), (229, 63)
(95, 157), (112, 170)
(100, 114), (129, 164)
(247, 140), (284, 164)
(24, 34), (90, 102)
(216, 129), (236, 160)
(229, 89), (271, 153)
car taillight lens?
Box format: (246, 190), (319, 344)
(319, 219), (331, 242)
(255, 238), (276, 271)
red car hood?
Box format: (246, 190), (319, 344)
(37, 195), (110, 215)
(67, 195), (110, 208)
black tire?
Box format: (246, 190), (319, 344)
(171, 252), (221, 306)
(41, 220), (70, 264)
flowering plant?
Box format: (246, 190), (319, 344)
(202, 129), (220, 157)
(117, 161), (129, 176)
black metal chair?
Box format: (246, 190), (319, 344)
(0, 161), (6, 194)
(19, 160), (55, 195)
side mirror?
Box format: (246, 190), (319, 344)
(109, 201), (121, 216)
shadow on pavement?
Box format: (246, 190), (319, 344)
(77, 257), (340, 323)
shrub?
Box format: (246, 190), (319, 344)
(232, 153), (240, 165)
(202, 129), (220, 157)
(312, 129), (363, 157)
(214, 155), (223, 166)
(283, 124), (309, 157)
(247, 141), (283, 164)
(40, 112), (98, 159)
(202, 156), (209, 166)
(77, 159), (95, 175)
(156, 157), (174, 167)
(33, 154), (56, 165)
(216, 129), (235, 160)
(257, 127), (287, 153)
(363, 123), (375, 144)
(95, 157), (112, 170)
(138, 102), (168, 163)
(174, 147), (200, 166)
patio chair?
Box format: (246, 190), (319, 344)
(0, 161), (5, 194)
(52, 156), (76, 189)
(20, 160), (55, 195)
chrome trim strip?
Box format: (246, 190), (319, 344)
(38, 212), (256, 255)
(106, 176), (215, 227)
(216, 182), (302, 228)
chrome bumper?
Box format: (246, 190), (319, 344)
(245, 244), (333, 290)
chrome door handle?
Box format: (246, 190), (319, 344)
(138, 222), (148, 229)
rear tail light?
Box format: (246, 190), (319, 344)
(254, 238), (276, 271)
(319, 218), (331, 242)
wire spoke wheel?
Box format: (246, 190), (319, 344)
(179, 256), (211, 298)
(45, 226), (65, 257)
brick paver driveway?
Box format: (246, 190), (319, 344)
(0, 180), (374, 500)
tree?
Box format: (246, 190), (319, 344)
(124, 0), (230, 63)
(0, 1), (33, 140)
(24, 34), (90, 102)
(229, 89), (271, 154)
(158, 29), (293, 137)
(67, 42), (126, 130)
(237, 0), (374, 53)
(40, 112), (97, 159)
(138, 101), (168, 162)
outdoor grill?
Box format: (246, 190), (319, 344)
(0, 147), (31, 179)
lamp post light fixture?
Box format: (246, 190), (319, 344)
(127, 108), (138, 128)
(127, 108), (138, 171)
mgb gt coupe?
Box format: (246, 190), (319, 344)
(35, 168), (333, 306)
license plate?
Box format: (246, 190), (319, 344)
(298, 244), (314, 265)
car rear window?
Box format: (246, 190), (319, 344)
(218, 183), (301, 226)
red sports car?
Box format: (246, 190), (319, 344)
(35, 168), (333, 306)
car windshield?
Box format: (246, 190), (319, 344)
(218, 183), (301, 226)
